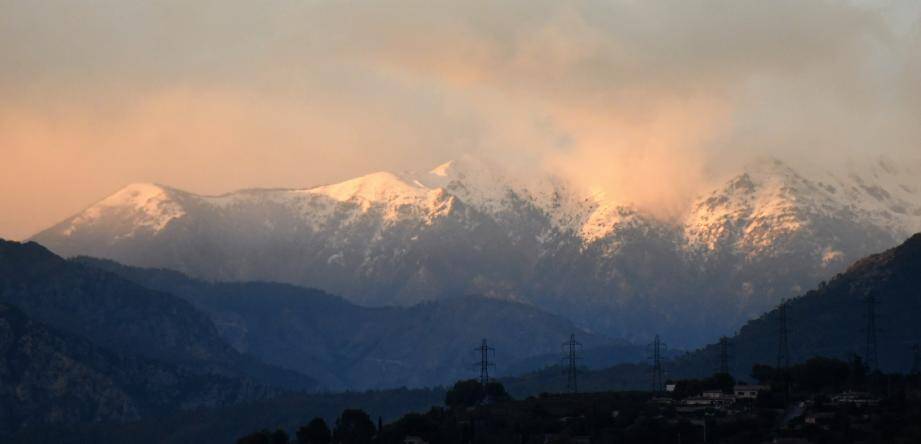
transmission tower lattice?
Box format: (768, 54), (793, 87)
(648, 335), (666, 394)
(776, 299), (790, 371)
(864, 293), (879, 372)
(562, 334), (583, 393)
(718, 336), (732, 375)
(474, 339), (496, 385)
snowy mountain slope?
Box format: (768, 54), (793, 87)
(679, 156), (921, 326)
(685, 157), (921, 259)
(31, 156), (921, 347)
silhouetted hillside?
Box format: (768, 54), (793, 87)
(505, 234), (921, 394)
(9, 388), (444, 444)
(75, 257), (639, 389)
(688, 232), (921, 376)
(0, 303), (271, 436)
(0, 240), (314, 390)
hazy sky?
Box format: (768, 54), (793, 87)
(2, 0), (920, 240)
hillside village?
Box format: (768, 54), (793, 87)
(236, 355), (921, 444)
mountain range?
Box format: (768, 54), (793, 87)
(73, 257), (632, 389)
(7, 231), (921, 442)
(0, 240), (313, 391)
(31, 155), (921, 346)
(0, 239), (622, 432)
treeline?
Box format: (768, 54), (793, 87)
(237, 358), (921, 444)
(238, 410), (367, 444)
(238, 380), (508, 444)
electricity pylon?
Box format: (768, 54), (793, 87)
(562, 334), (583, 393)
(648, 335), (666, 394)
(474, 339), (496, 385)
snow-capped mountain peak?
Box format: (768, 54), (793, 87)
(416, 156), (519, 213)
(30, 155), (921, 347)
(63, 183), (184, 236)
(684, 156), (921, 260)
(307, 171), (430, 205)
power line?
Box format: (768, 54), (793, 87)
(474, 338), (496, 386)
(648, 335), (666, 394)
(561, 334), (583, 394)
(717, 336), (732, 375)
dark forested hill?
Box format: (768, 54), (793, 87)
(9, 388), (445, 444)
(0, 240), (314, 390)
(0, 303), (272, 436)
(505, 233), (921, 395)
(702, 231), (921, 376)
(75, 257), (636, 389)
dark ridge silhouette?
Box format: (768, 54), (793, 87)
(0, 239), (315, 390)
(74, 256), (645, 390)
(0, 302), (271, 435)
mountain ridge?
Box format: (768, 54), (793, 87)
(0, 302), (274, 435)
(0, 239), (315, 391)
(31, 155), (921, 347)
(73, 256), (627, 390)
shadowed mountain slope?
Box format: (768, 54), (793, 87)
(0, 303), (272, 436)
(506, 233), (921, 395)
(75, 257), (633, 389)
(32, 157), (921, 347)
(0, 240), (314, 390)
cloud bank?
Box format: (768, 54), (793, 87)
(1, 0), (920, 238)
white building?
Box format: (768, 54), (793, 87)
(733, 384), (766, 400)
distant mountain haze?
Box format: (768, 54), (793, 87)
(31, 156), (921, 348)
(75, 257), (624, 389)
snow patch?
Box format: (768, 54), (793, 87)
(64, 183), (184, 236)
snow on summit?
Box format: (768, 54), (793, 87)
(30, 154), (921, 345)
(63, 183), (184, 236)
(47, 155), (921, 251)
(307, 172), (429, 204)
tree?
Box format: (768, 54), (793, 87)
(848, 354), (868, 389)
(484, 381), (511, 403)
(711, 372), (735, 394)
(445, 379), (510, 408)
(237, 428), (289, 444)
(445, 379), (484, 408)
(270, 429), (290, 444)
(751, 364), (775, 385)
(297, 417), (331, 444)
(237, 430), (270, 444)
(333, 409), (376, 444)
(383, 412), (440, 443)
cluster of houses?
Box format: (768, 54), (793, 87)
(797, 391), (882, 431)
(657, 384), (767, 413)
(397, 386), (886, 443)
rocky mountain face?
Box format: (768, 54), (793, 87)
(76, 257), (623, 390)
(0, 240), (314, 390)
(32, 156), (921, 347)
(0, 303), (272, 436)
